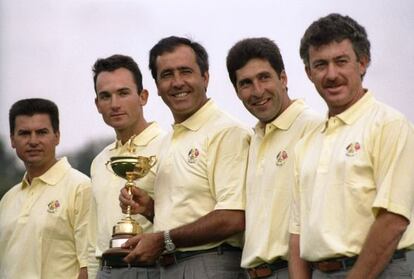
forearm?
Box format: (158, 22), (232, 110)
(170, 209), (245, 248)
(289, 233), (311, 279)
(347, 209), (408, 279)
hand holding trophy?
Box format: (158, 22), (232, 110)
(102, 137), (157, 265)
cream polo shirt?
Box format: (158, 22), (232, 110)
(290, 92), (414, 261)
(241, 100), (321, 268)
(153, 100), (251, 251)
(89, 122), (165, 260)
(0, 157), (91, 279)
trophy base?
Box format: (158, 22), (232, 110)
(101, 247), (132, 267)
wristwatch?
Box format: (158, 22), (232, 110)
(163, 230), (176, 253)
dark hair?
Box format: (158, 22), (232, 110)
(300, 13), (371, 68)
(9, 98), (59, 135)
(149, 36), (209, 80)
(92, 54), (143, 93)
(226, 37), (285, 88)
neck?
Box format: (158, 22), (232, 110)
(117, 119), (150, 145)
(25, 158), (58, 183)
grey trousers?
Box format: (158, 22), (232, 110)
(160, 250), (247, 279)
(245, 267), (288, 279)
(97, 266), (160, 279)
(312, 258), (413, 279)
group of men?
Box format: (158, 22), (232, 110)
(1, 13), (413, 279)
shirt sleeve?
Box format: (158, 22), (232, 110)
(207, 126), (250, 211)
(373, 118), (414, 221)
(87, 193), (99, 278)
(73, 180), (92, 268)
(289, 142), (302, 234)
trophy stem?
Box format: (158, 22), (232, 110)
(125, 172), (136, 219)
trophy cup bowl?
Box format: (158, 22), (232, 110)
(102, 155), (157, 263)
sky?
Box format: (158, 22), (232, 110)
(1, 0), (414, 155)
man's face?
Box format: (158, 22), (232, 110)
(95, 67), (148, 133)
(306, 39), (368, 116)
(11, 113), (59, 168)
(235, 58), (288, 123)
(155, 45), (209, 123)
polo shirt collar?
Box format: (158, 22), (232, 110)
(174, 99), (216, 131)
(112, 122), (162, 150)
(321, 91), (374, 132)
(255, 99), (308, 134)
(22, 157), (71, 189)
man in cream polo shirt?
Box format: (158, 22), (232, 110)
(226, 38), (321, 279)
(89, 54), (165, 279)
(119, 36), (250, 279)
(0, 98), (91, 279)
(289, 14), (414, 278)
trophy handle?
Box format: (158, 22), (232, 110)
(105, 160), (113, 173)
(148, 156), (157, 168)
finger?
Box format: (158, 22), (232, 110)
(122, 234), (142, 248)
(123, 249), (137, 263)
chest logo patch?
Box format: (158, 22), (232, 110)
(276, 150), (288, 166)
(47, 200), (60, 213)
(187, 148), (200, 164)
(346, 142), (361, 157)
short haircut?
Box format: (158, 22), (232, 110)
(92, 54), (143, 93)
(300, 13), (371, 68)
(149, 36), (209, 80)
(226, 37), (285, 88)
(9, 98), (59, 134)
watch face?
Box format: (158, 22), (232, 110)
(166, 242), (175, 252)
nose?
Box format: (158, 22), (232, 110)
(252, 80), (265, 98)
(110, 95), (121, 109)
(28, 133), (39, 146)
(326, 63), (339, 80)
(171, 73), (185, 88)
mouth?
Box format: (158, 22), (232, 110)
(251, 98), (270, 107)
(171, 91), (190, 98)
(26, 149), (42, 155)
(110, 113), (126, 118)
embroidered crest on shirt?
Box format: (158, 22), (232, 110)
(346, 142), (361, 157)
(47, 200), (60, 213)
(187, 148), (200, 164)
(276, 150), (288, 166)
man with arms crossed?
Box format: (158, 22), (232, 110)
(0, 98), (91, 279)
(89, 54), (164, 278)
(289, 13), (414, 278)
(226, 38), (321, 279)
(120, 36), (251, 278)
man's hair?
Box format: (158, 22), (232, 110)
(226, 37), (285, 89)
(149, 36), (209, 80)
(92, 54), (143, 93)
(9, 98), (59, 134)
(300, 13), (371, 68)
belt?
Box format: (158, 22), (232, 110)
(159, 243), (241, 267)
(247, 260), (288, 278)
(101, 255), (156, 269)
(311, 249), (406, 273)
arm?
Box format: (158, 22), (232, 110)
(119, 186), (154, 222)
(346, 209), (408, 279)
(289, 233), (311, 279)
(77, 267), (88, 279)
(122, 209), (244, 263)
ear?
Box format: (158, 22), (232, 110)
(202, 71), (209, 89)
(358, 55), (369, 77)
(54, 130), (60, 146)
(279, 70), (288, 87)
(305, 66), (313, 82)
(10, 134), (16, 149)
(95, 97), (102, 114)
(139, 89), (149, 106)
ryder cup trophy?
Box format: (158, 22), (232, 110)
(102, 146), (157, 263)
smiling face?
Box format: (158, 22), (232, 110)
(235, 58), (290, 123)
(306, 39), (367, 116)
(95, 67), (148, 141)
(154, 45), (209, 123)
(11, 113), (59, 171)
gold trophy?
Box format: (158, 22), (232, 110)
(102, 140), (157, 263)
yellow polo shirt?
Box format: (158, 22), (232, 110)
(154, 100), (251, 251)
(242, 100), (321, 268)
(290, 92), (414, 261)
(0, 157), (91, 279)
(88, 122), (165, 271)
